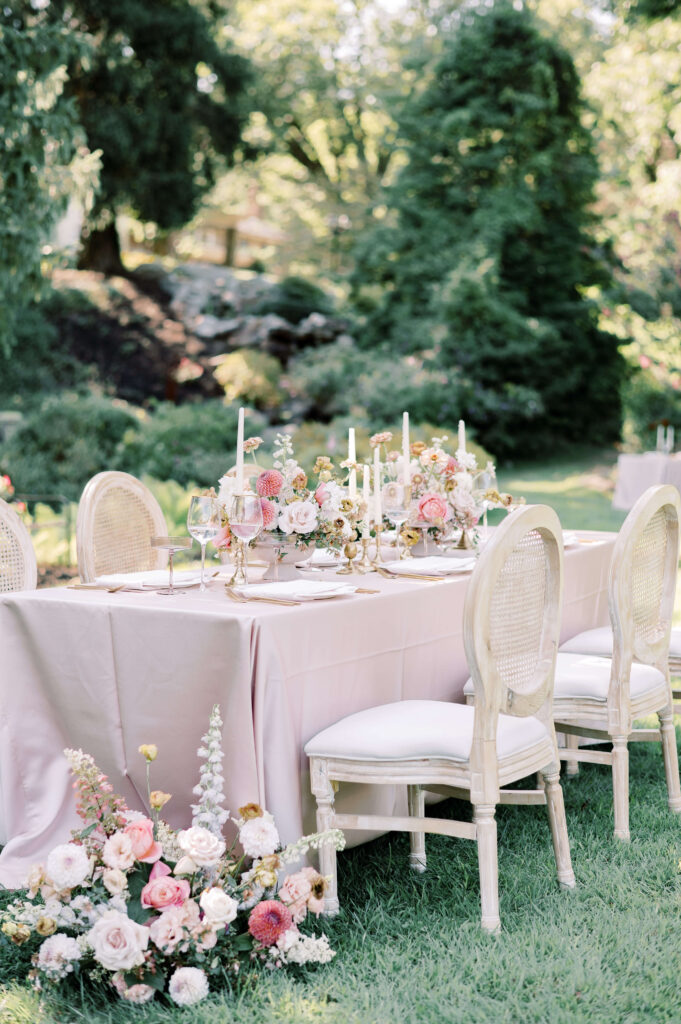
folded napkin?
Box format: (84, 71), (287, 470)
(236, 580), (357, 601)
(96, 570), (204, 590)
(382, 556), (476, 576)
(298, 548), (343, 568)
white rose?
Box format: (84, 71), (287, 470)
(218, 473), (239, 509)
(177, 826), (225, 867)
(173, 855), (198, 876)
(102, 868), (128, 896)
(46, 843), (92, 891)
(102, 832), (135, 872)
(239, 816), (280, 859)
(87, 910), (149, 972)
(278, 500), (318, 535)
(168, 966), (209, 1007)
(199, 887), (238, 927)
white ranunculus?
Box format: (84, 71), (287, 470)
(199, 887), (238, 927)
(177, 826), (225, 867)
(239, 816), (280, 859)
(278, 500), (318, 535)
(87, 909), (149, 972)
(168, 966), (209, 1007)
(37, 933), (82, 979)
(46, 843), (92, 891)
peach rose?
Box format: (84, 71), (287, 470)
(124, 818), (162, 864)
(417, 492), (449, 524)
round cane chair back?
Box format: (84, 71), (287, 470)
(0, 498), (37, 592)
(76, 472), (168, 583)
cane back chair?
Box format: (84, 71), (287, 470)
(0, 497), (37, 592)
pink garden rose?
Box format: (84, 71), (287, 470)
(314, 483), (328, 507)
(418, 492), (449, 524)
(256, 470), (284, 498)
(141, 863), (190, 911)
(124, 818), (162, 864)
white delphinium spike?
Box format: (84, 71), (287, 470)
(190, 705), (229, 836)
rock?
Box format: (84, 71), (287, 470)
(193, 315), (241, 340)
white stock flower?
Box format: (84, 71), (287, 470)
(168, 966), (209, 1007)
(46, 843), (92, 891)
(199, 887), (238, 927)
(278, 500), (318, 535)
(276, 930), (335, 965)
(37, 933), (82, 978)
(177, 826), (225, 867)
(87, 910), (149, 972)
(239, 815), (280, 859)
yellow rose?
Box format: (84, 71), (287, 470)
(150, 790), (172, 811)
(138, 744), (158, 762)
(238, 802), (263, 821)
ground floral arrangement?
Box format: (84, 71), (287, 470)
(0, 707), (344, 1009)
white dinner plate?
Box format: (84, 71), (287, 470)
(235, 580), (358, 601)
(381, 556), (476, 576)
(96, 570), (204, 590)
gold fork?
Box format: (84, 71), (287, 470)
(68, 583), (127, 593)
(375, 566), (445, 583)
(224, 587), (301, 607)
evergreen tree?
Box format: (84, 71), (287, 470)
(43, 0), (251, 272)
(352, 1), (622, 457)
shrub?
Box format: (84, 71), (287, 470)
(212, 350), (284, 410)
(0, 393), (139, 503)
(252, 276), (334, 324)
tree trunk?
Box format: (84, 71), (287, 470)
(77, 222), (126, 275)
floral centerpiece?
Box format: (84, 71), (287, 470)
(217, 433), (366, 557)
(1, 706), (344, 1009)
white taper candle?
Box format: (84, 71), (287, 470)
(373, 446), (382, 523)
(348, 427), (357, 498)
(236, 407), (245, 492)
(402, 411), (410, 486)
(458, 419), (466, 452)
(362, 465), (370, 539)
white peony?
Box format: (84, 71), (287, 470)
(102, 832), (135, 872)
(87, 909), (149, 972)
(278, 500), (318, 535)
(177, 826), (225, 867)
(239, 815), (280, 859)
(199, 887), (238, 927)
(37, 933), (82, 979)
(46, 843), (92, 891)
(168, 966), (209, 1007)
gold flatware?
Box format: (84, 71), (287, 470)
(375, 567), (445, 583)
(68, 583), (127, 593)
(356, 588), (380, 594)
(224, 587), (301, 607)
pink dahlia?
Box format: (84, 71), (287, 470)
(256, 470), (284, 498)
(248, 900), (293, 946)
(260, 498), (278, 529)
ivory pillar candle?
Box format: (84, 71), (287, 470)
(236, 407), (245, 492)
(402, 411), (410, 486)
(373, 447), (382, 522)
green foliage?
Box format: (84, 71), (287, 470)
(116, 401), (268, 488)
(351, 2), (623, 459)
(0, 394), (139, 503)
(41, 0), (251, 251)
(252, 276), (335, 324)
(213, 350), (284, 409)
(0, 12), (82, 351)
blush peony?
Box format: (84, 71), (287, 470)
(36, 933), (82, 979)
(248, 900), (293, 946)
(417, 492), (449, 524)
(278, 500), (318, 535)
(168, 966), (209, 1007)
(124, 818), (162, 863)
(256, 470), (284, 498)
(87, 910), (149, 972)
(46, 843), (92, 891)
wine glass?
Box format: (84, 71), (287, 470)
(187, 495), (221, 592)
(472, 463), (498, 545)
(381, 481), (410, 560)
(151, 536), (192, 596)
(228, 494), (263, 585)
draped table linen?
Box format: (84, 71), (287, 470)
(613, 452), (681, 510)
(0, 531), (614, 887)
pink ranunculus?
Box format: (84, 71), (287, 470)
(418, 492), (449, 524)
(248, 900), (293, 946)
(256, 470), (284, 498)
(260, 498), (278, 529)
(124, 818), (162, 864)
(278, 870), (312, 924)
(214, 524), (231, 550)
(314, 483), (328, 507)
(141, 874), (190, 912)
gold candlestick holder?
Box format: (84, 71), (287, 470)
(400, 527), (420, 560)
(337, 539), (359, 575)
(373, 523), (385, 565)
(356, 536), (374, 574)
(227, 538), (248, 587)
(456, 527), (474, 551)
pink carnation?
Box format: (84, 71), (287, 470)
(248, 900), (293, 946)
(418, 492), (449, 524)
(256, 471), (284, 498)
(124, 818), (162, 864)
(260, 498), (278, 529)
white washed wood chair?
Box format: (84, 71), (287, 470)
(305, 505), (575, 932)
(553, 485), (681, 838)
(0, 497), (37, 592)
(76, 471), (168, 583)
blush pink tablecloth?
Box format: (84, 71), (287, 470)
(0, 531), (615, 887)
(613, 452), (681, 510)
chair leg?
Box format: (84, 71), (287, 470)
(658, 705), (681, 814)
(309, 758), (340, 915)
(407, 784), (427, 873)
(611, 735), (630, 841)
(564, 732), (580, 777)
(474, 803), (500, 933)
(542, 765), (576, 890)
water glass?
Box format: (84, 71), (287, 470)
(187, 495), (221, 592)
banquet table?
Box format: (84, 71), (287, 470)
(612, 451), (681, 510)
(0, 531), (615, 888)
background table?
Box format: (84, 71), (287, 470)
(612, 452), (681, 510)
(0, 532), (615, 887)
